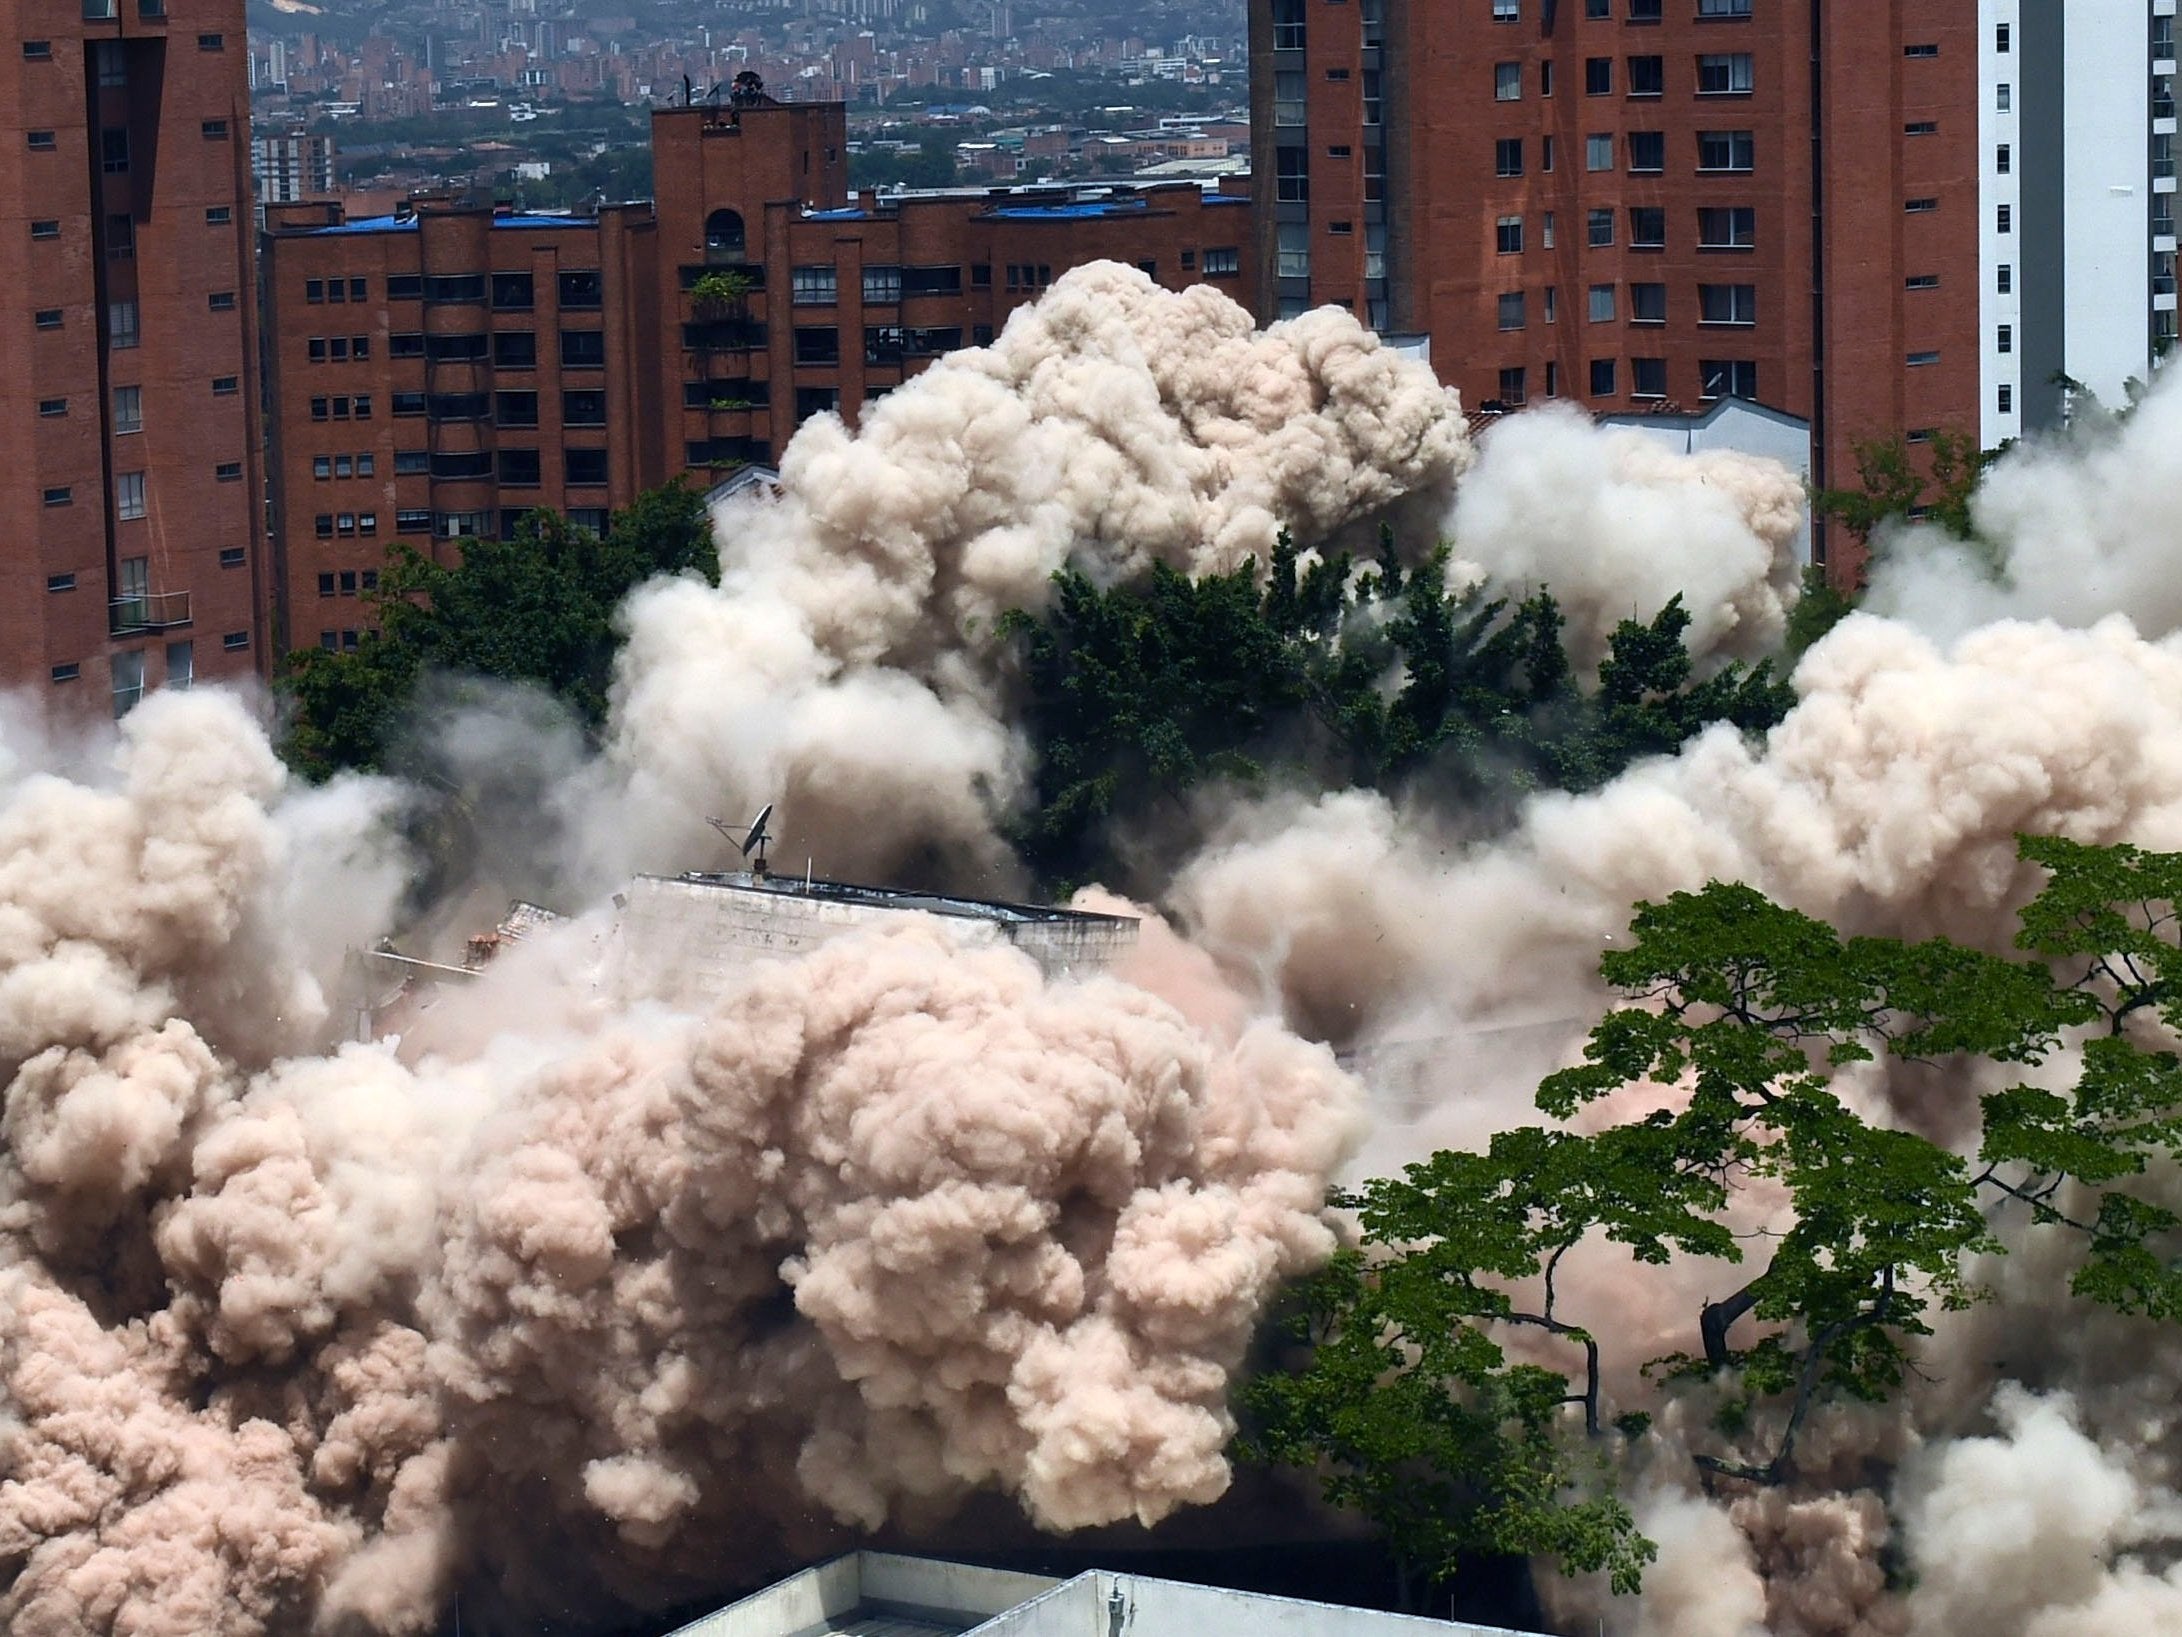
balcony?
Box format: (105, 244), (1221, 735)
(109, 591), (189, 634)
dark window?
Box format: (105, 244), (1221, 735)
(223, 633), (249, 652)
(1498, 216), (1526, 254)
(1587, 207), (1614, 247)
(206, 206), (232, 225)
(219, 547), (244, 568)
(352, 394), (371, 420)
(424, 274), (485, 303)
(565, 448), (609, 486)
(1272, 0), (1305, 49)
(558, 269), (603, 309)
(1632, 357), (1667, 399)
(430, 451), (493, 480)
(201, 120), (229, 140)
(42, 486), (70, 505)
(492, 331), (536, 367)
(1627, 0), (1661, 17)
(1496, 367), (1526, 406)
(208, 291), (237, 312)
(492, 272), (534, 310)
(395, 450), (430, 474)
(1277, 147), (1309, 202)
(1698, 282), (1757, 324)
(1903, 43), (1938, 59)
(427, 393), (490, 421)
(34, 309), (61, 329)
(1628, 131), (1665, 172)
(386, 275), (423, 301)
(1698, 205), (1756, 248)
(794, 327), (841, 366)
(1628, 55), (1663, 96)
(560, 329), (605, 368)
(310, 397), (328, 421)
(389, 390), (426, 415)
(29, 220), (58, 240)
(1998, 203), (2012, 232)
(215, 461), (242, 481)
(389, 332), (425, 358)
(795, 386), (841, 421)
(305, 279), (325, 303)
(1630, 206), (1666, 247)
(105, 215), (133, 255)
(1589, 358), (1616, 396)
(101, 128), (129, 173)
(901, 265), (963, 296)
(1496, 138), (1524, 177)
(47, 573), (75, 592)
(1905, 120), (1938, 135)
(51, 664), (78, 683)
(497, 448), (541, 485)
(23, 41), (51, 60)
(1586, 57), (1611, 96)
(396, 509), (432, 533)
(1697, 130), (1754, 171)
(1906, 197), (1940, 213)
(426, 332), (489, 363)
(563, 389), (607, 426)
(38, 397), (65, 417)
(1630, 282), (1667, 323)
(315, 515), (333, 539)
(1698, 52), (1753, 94)
(212, 376), (238, 394)
(1905, 274), (1940, 291)
(198, 32), (222, 48)
(1696, 0), (1749, 13)
(327, 281), (346, 304)
(1906, 349), (1941, 366)
(27, 130), (55, 150)
(1700, 358), (1758, 399)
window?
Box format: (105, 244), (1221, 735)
(327, 280), (346, 305)
(1587, 133), (1615, 171)
(199, 31), (222, 48)
(494, 391), (538, 427)
(491, 273), (534, 310)
(222, 633), (249, 653)
(36, 309), (62, 330)
(1628, 56), (1663, 96)
(94, 40), (123, 81)
(1998, 203), (2013, 232)
(565, 448), (609, 486)
(1907, 350), (1940, 366)
(101, 128), (129, 173)
(305, 279), (325, 304)
(1627, 0), (1661, 18)
(115, 473), (146, 519)
(29, 220), (58, 240)
(215, 462), (241, 482)
(794, 327), (840, 366)
(1542, 212), (1557, 248)
(1542, 134), (1555, 171)
(1697, 52), (1752, 94)
(1699, 283), (1756, 324)
(48, 574), (74, 592)
(435, 512), (488, 540)
(1586, 57), (1612, 96)
(1278, 221), (1311, 278)
(328, 338), (350, 362)
(1588, 207), (1615, 247)
(863, 265), (902, 303)
(392, 392), (427, 416)
(313, 456), (332, 479)
(557, 270), (602, 309)
(1905, 274), (1940, 290)
(112, 653), (143, 719)
(1540, 62), (1553, 96)
(1698, 130), (1754, 171)
(425, 275), (484, 304)
(493, 331), (536, 368)
(1904, 43), (1939, 59)
(1203, 247), (1241, 277)
(1905, 197), (1939, 214)
(1698, 206), (1756, 249)
(396, 510), (431, 534)
(1905, 120), (1938, 136)
(1997, 143), (2011, 175)
(1272, 0), (1305, 48)
(23, 40), (51, 60)
(1588, 284), (1617, 323)
(395, 450), (430, 475)
(425, 332), (487, 364)
(52, 665), (78, 685)
(1586, 0), (1607, 14)
(497, 449), (541, 486)
(1498, 292), (1526, 330)
(315, 514), (333, 538)
(1630, 206), (1665, 248)
(42, 487), (70, 506)
(1630, 283), (1666, 324)
(387, 275), (422, 302)
(1496, 138), (1524, 177)
(1497, 215), (1525, 254)
(1701, 359), (1758, 399)
(1363, 69), (1382, 125)
(563, 390), (606, 426)
(1632, 357), (1667, 399)
(334, 456), (354, 479)
(1628, 131), (1664, 172)
(1497, 367), (1527, 406)
(1544, 286), (1558, 322)
(1495, 61), (1522, 101)
(791, 264), (839, 305)
(1277, 147), (1309, 203)
(389, 332), (425, 359)
(1996, 83), (2011, 112)
(205, 206), (232, 226)
(201, 120), (230, 140)
(1996, 22), (2010, 52)
(1327, 223), (1352, 237)
(1999, 384), (2014, 414)
(38, 398), (65, 417)
(1997, 264), (2013, 295)
(336, 513), (356, 537)
(213, 375), (240, 397)
(426, 393), (486, 421)
(310, 398), (328, 422)
(1328, 144), (1352, 159)
(28, 131), (54, 150)
(1998, 324), (2013, 354)
(1492, 0), (1518, 18)
(113, 385), (141, 433)
(1590, 359), (1617, 396)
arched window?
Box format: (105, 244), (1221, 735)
(705, 208), (746, 261)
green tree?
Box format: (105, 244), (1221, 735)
(1812, 430), (1990, 547)
(1783, 564), (1856, 660)
(1245, 836), (2182, 1600)
(279, 482), (716, 779)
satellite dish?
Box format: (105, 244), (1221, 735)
(707, 804), (775, 877)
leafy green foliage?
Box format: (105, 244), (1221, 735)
(279, 482), (716, 780)
(1783, 564), (1856, 660)
(1003, 534), (1793, 890)
(1248, 838), (2182, 1598)
(1811, 431), (1991, 548)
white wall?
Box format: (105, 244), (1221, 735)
(1979, 0), (2023, 445)
(2062, 0), (2153, 408)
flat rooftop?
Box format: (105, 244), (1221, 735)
(660, 871), (1134, 930)
(293, 211), (593, 235)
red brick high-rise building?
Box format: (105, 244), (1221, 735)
(1, 0), (267, 712)
(1253, 0), (1984, 571)
(260, 93), (1254, 656)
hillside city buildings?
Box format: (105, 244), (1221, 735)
(1, 1), (2173, 704)
(1, 0), (267, 713)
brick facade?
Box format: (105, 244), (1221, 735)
(1, 0), (266, 713)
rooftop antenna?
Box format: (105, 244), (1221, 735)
(708, 803), (775, 878)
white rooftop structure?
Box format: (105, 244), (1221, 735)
(659, 1553), (1551, 1637)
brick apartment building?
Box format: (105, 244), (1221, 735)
(1, 0), (267, 712)
(1251, 0), (1985, 569)
(260, 92), (1253, 656)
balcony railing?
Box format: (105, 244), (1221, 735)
(109, 591), (190, 634)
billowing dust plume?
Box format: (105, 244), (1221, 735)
(0, 691), (1363, 1635)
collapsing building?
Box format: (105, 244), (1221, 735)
(611, 870), (1138, 1006)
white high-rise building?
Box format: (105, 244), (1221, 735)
(1992, 0), (2178, 441)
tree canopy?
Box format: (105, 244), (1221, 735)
(1000, 534), (1794, 892)
(279, 482), (716, 780)
(1243, 835), (2182, 1601)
